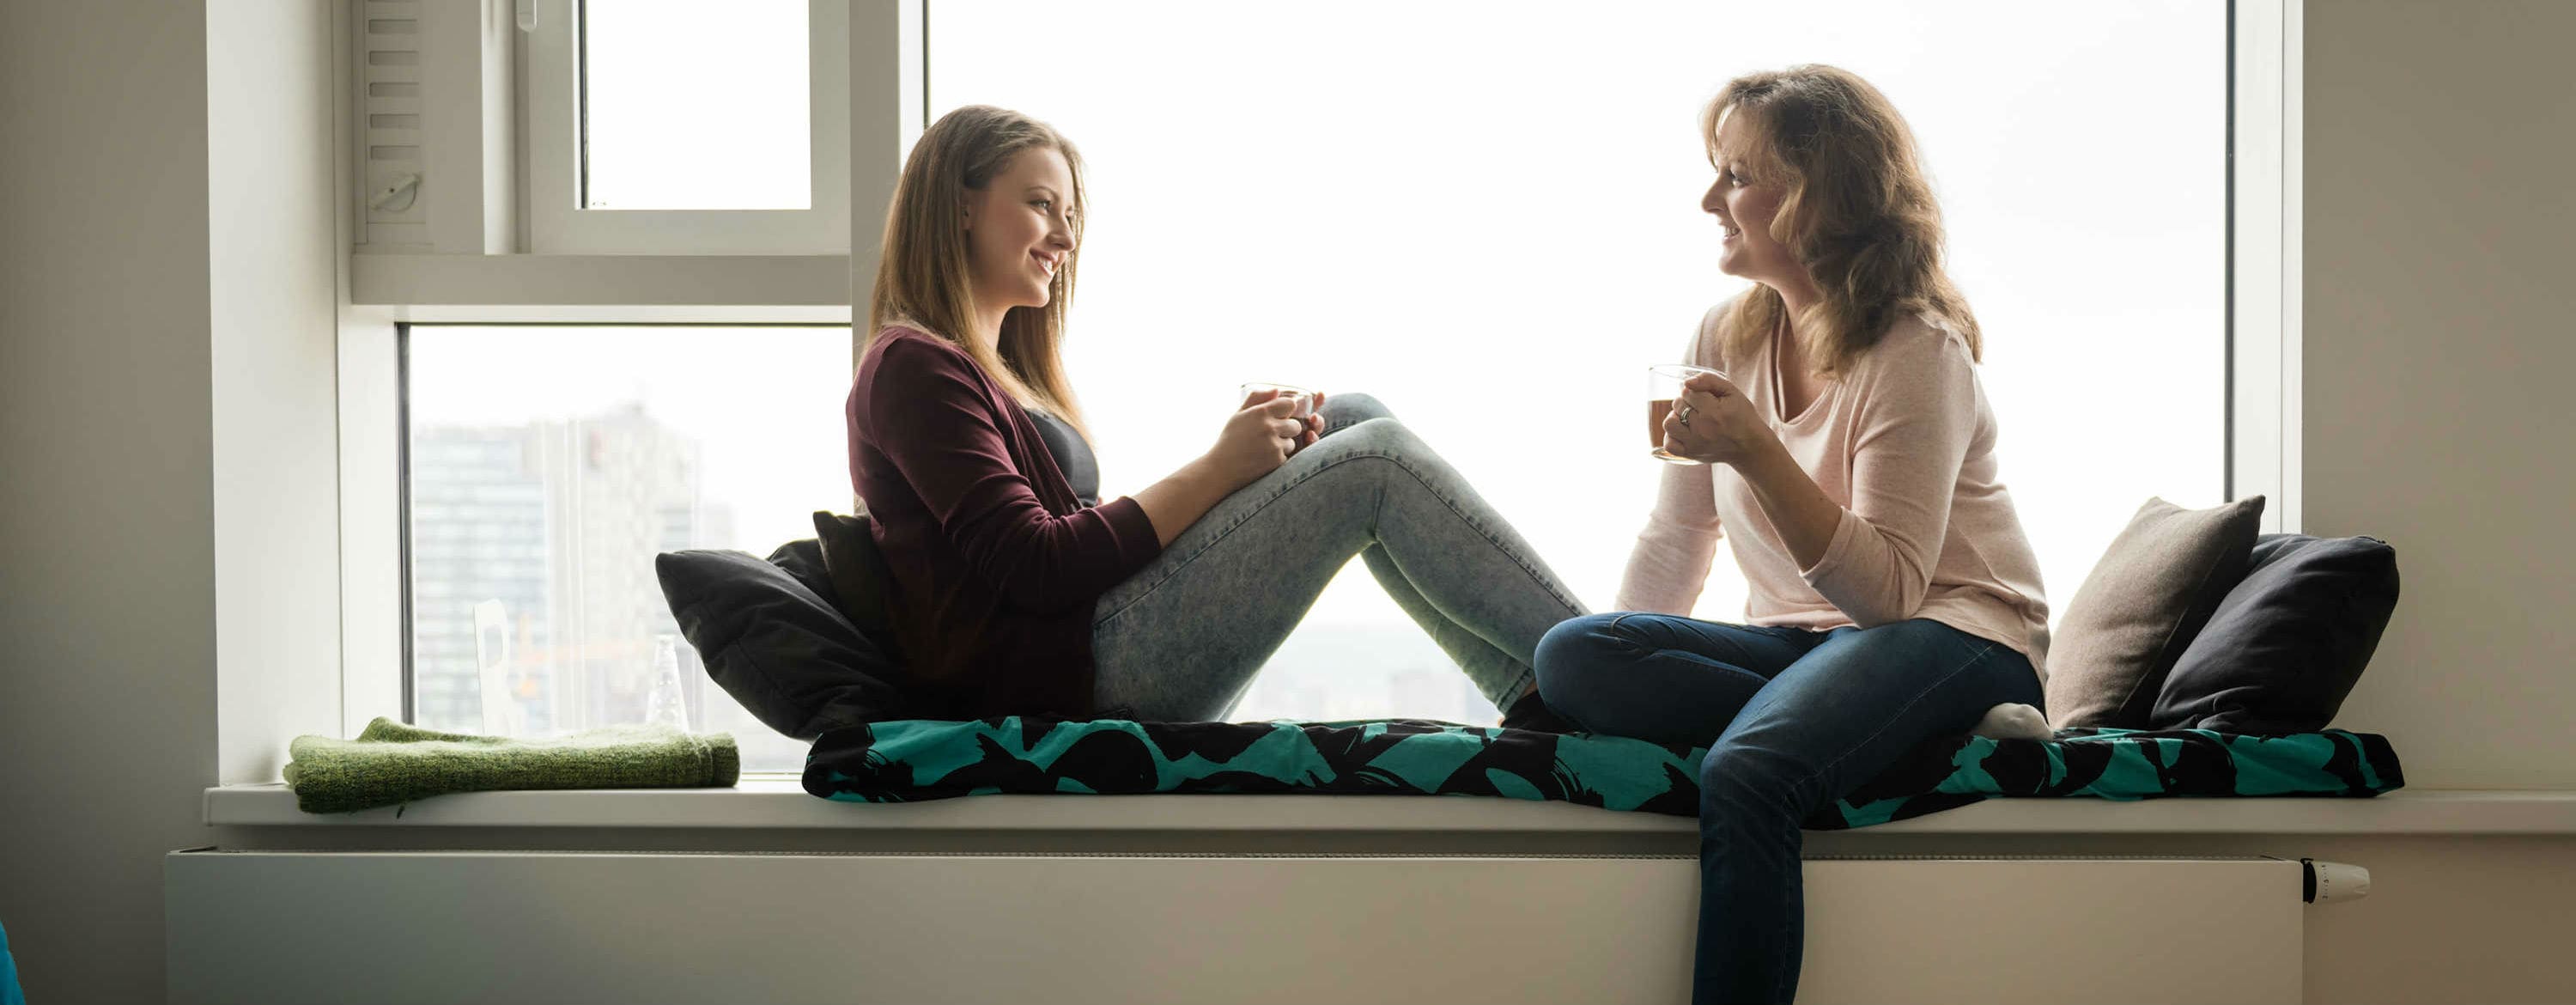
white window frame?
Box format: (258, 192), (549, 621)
(2230, 0), (2303, 533)
(522, 0), (854, 254)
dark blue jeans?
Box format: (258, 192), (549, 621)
(1533, 613), (2043, 1005)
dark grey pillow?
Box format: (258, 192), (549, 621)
(2152, 534), (2398, 734)
(655, 541), (914, 740)
(766, 537), (837, 604)
(811, 511), (904, 656)
(2045, 496), (2266, 728)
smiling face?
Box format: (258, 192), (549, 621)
(962, 147), (1077, 316)
(1702, 109), (1802, 289)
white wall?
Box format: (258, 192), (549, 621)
(1, 0), (341, 998)
(2283, 3), (2576, 995)
(2297, 835), (2576, 1003)
(210, 0), (344, 784)
(1848, 831), (2576, 1005)
(0, 3), (220, 1002)
(2300, 0), (2576, 789)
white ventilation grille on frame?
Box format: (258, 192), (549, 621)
(359, 1), (428, 248)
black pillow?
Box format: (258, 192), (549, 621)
(655, 541), (915, 740)
(811, 510), (906, 658)
(766, 537), (838, 605)
(2151, 534), (2399, 734)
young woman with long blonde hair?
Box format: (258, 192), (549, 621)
(849, 105), (1585, 728)
(1532, 66), (2051, 1003)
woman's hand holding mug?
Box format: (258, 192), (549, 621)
(1660, 371), (1773, 467)
(1205, 388), (1320, 490)
(1241, 383), (1326, 454)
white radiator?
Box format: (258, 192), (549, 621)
(168, 851), (2308, 1004)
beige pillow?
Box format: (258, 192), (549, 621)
(2045, 496), (2266, 728)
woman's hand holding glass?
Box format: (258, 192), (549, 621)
(1659, 371), (1774, 467)
(1240, 383), (1326, 455)
(1204, 387), (1325, 490)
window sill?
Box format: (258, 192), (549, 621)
(203, 783), (2576, 836)
(349, 252), (853, 308)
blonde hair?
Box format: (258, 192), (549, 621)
(1703, 65), (1980, 375)
(867, 105), (1089, 432)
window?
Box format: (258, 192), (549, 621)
(928, 2), (2227, 723)
(384, 2), (2239, 748)
(404, 325), (854, 773)
(580, 1), (811, 210)
(522, 0), (853, 253)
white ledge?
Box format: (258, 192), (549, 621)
(204, 783), (2576, 836)
(351, 253), (853, 306)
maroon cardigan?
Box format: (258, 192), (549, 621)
(846, 326), (1163, 717)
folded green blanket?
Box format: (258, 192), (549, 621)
(285, 717), (739, 813)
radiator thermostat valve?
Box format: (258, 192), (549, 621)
(2301, 858), (2372, 904)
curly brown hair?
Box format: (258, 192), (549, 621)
(1704, 65), (1980, 375)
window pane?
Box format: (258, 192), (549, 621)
(405, 326), (852, 773)
(932, 1), (2225, 725)
(581, 0), (809, 210)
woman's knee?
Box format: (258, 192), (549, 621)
(1319, 391), (1394, 430)
(1534, 614), (1640, 710)
(1305, 414), (1424, 466)
(1254, 419), (1420, 519)
(1698, 739), (1807, 819)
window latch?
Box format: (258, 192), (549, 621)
(514, 0), (536, 34)
(369, 173), (422, 213)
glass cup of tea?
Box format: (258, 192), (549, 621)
(1647, 364), (1727, 465)
(1239, 381), (1317, 418)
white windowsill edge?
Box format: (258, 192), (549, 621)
(350, 252), (854, 308)
(204, 782), (2576, 835)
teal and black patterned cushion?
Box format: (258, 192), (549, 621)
(802, 719), (2403, 830)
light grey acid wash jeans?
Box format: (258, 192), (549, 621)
(1090, 393), (1588, 722)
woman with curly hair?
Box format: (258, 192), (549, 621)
(1534, 66), (2051, 1003)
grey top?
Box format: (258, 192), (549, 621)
(1028, 410), (1099, 509)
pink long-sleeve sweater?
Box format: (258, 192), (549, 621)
(1620, 302), (2052, 679)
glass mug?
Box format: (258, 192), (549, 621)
(1646, 364), (1726, 465)
(1239, 381), (1317, 418)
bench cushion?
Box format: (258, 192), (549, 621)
(804, 718), (2403, 830)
